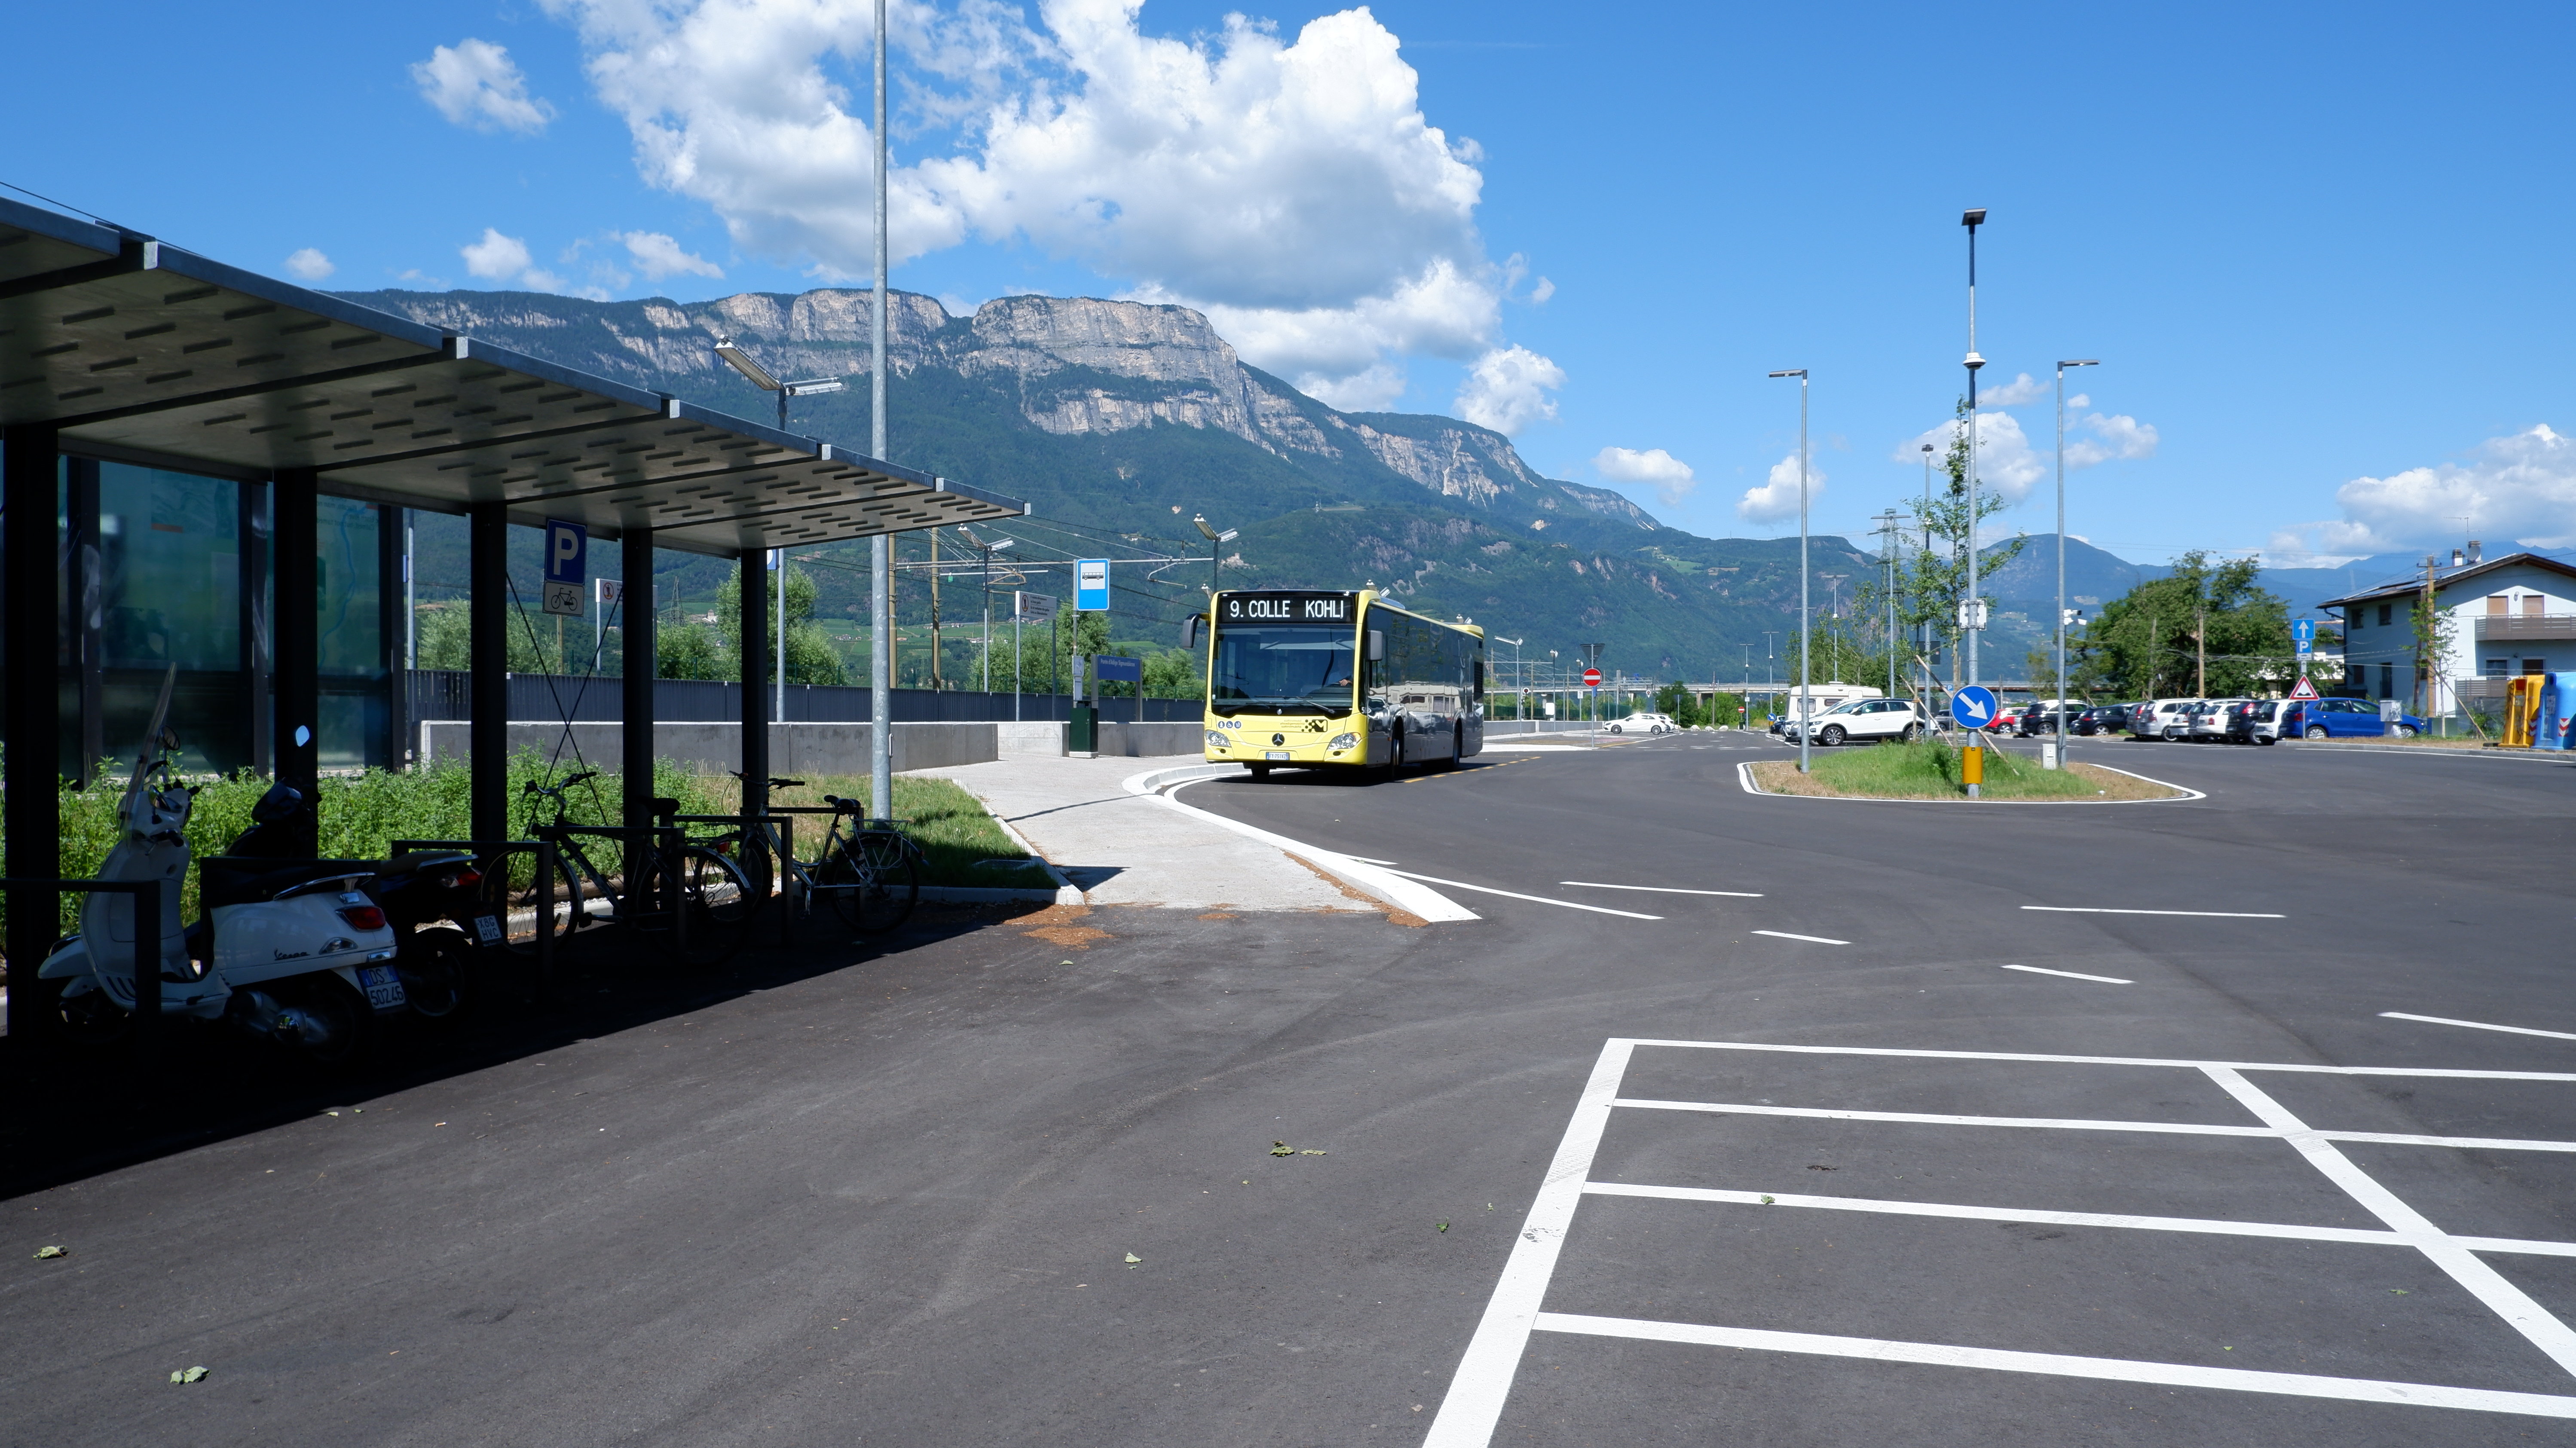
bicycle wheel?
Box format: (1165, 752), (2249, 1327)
(664, 844), (753, 968)
(475, 851), (586, 956)
(824, 832), (918, 935)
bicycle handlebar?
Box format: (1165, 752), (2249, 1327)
(729, 771), (808, 788)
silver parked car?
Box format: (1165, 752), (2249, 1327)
(2129, 698), (2201, 740)
(2185, 698), (2250, 741)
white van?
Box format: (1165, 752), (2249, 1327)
(1766, 683), (1883, 734)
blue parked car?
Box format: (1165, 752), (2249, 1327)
(2284, 698), (2424, 739)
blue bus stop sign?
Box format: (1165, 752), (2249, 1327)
(1949, 685), (2000, 730)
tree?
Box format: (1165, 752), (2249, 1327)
(2073, 550), (2291, 698)
(715, 567), (844, 685)
(1858, 395), (2028, 703)
(1654, 681), (1707, 727)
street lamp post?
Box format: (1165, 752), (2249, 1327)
(1768, 368), (1811, 773)
(1961, 208), (1988, 694)
(1493, 635), (1523, 725)
(1741, 644), (1752, 729)
(868, 0), (892, 824)
(2053, 358), (2100, 767)
(1192, 514), (1238, 600)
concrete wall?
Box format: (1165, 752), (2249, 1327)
(995, 721), (1065, 758)
(1092, 721), (1204, 758)
(420, 721), (996, 776)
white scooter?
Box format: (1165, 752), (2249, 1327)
(34, 693), (403, 1063)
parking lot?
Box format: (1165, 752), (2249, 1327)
(8, 733), (2574, 1445)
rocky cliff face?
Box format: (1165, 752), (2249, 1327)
(340, 285), (1639, 528)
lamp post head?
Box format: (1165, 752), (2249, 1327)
(712, 336), (782, 391)
(1963, 352), (1986, 370)
(1193, 513), (1221, 542)
(1766, 369), (1806, 379)
(2058, 359), (2099, 371)
(992, 538), (1015, 553)
(1921, 443), (1934, 454)
(1962, 208), (1986, 229)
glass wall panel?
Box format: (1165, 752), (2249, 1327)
(316, 497), (385, 769)
(95, 462), (249, 774)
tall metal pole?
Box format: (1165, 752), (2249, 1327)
(1963, 209), (1986, 693)
(2053, 358), (2098, 767)
(866, 0), (893, 823)
(775, 547), (786, 719)
(1768, 369), (1812, 773)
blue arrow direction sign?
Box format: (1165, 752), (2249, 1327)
(2291, 617), (2317, 646)
(1950, 685), (2000, 730)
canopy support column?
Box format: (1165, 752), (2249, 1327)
(739, 548), (770, 824)
(469, 501), (509, 845)
(622, 527), (657, 883)
(273, 469), (319, 855)
(3, 425), (61, 1045)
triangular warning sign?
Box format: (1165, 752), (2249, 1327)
(2289, 676), (2319, 700)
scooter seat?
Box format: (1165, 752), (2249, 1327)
(378, 850), (473, 879)
(200, 858), (375, 912)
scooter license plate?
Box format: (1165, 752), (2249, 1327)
(357, 964), (408, 1012)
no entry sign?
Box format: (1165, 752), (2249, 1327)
(1583, 667), (1602, 687)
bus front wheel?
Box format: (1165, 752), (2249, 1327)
(1383, 731), (1406, 779)
(1248, 763), (1272, 779)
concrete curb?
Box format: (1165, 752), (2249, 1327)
(2281, 740), (2562, 760)
(917, 885), (1066, 904)
(942, 778), (1087, 906)
(1121, 764), (1479, 923)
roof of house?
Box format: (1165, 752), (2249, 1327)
(2316, 551), (2576, 612)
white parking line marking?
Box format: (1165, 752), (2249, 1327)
(1382, 869), (1662, 920)
(1579, 1180), (2576, 1257)
(1631, 1038), (2576, 1080)
(2002, 963), (2134, 984)
(1607, 1095), (2576, 1153)
(2022, 905), (2285, 918)
(1751, 929), (1848, 944)
(2203, 1065), (2576, 1376)
(2382, 1012), (2576, 1042)
(1560, 881), (1764, 897)
(1422, 1040), (1636, 1448)
(1531, 1314), (2576, 1419)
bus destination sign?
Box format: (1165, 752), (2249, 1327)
(1220, 592), (1354, 625)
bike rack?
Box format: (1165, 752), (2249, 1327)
(385, 839), (563, 990)
(668, 812), (801, 944)
(0, 877), (165, 1059)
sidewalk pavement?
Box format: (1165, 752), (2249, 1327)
(915, 755), (1367, 913)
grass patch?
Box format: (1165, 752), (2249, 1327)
(696, 773), (1052, 889)
(1752, 739), (2182, 802)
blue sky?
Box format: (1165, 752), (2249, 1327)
(14, 1), (2574, 565)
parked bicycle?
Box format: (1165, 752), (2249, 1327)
(476, 771), (754, 967)
(717, 776), (922, 936)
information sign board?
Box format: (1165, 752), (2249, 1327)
(1076, 559), (1109, 611)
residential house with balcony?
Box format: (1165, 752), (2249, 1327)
(2319, 547), (2576, 715)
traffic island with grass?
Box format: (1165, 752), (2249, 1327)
(1750, 740), (2186, 802)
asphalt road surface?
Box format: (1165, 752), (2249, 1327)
(10, 733), (2576, 1446)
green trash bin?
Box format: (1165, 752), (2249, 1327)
(1068, 703), (1097, 756)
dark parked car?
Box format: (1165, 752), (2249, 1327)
(2013, 706), (2086, 737)
(2073, 704), (2133, 736)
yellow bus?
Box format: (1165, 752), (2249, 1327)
(1193, 589), (1486, 779)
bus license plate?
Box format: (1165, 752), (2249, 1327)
(1265, 750), (1291, 760)
(356, 964), (408, 1012)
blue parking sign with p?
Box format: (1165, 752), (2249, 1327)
(542, 519), (587, 617)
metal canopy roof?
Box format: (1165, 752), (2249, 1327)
(0, 196), (1022, 558)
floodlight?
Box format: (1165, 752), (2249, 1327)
(1962, 208), (1986, 227)
(713, 336), (780, 391)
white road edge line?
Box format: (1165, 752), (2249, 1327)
(2002, 963), (2133, 984)
(1751, 929), (1849, 945)
(1127, 765), (1479, 923)
(1342, 854), (1399, 866)
(1381, 869), (1662, 920)
(1560, 881), (1764, 897)
(1423, 1040), (1635, 1448)
(1578, 1180), (2576, 1258)
(1531, 1314), (2576, 1419)
(2382, 1011), (2576, 1043)
(2022, 905), (2285, 918)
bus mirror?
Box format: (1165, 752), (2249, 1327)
(1366, 630), (1385, 662)
(1183, 615), (1201, 649)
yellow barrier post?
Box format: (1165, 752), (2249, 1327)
(1962, 742), (1984, 798)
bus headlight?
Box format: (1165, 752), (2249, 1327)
(1328, 733), (1358, 751)
(1205, 730), (1230, 749)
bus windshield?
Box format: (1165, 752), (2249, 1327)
(1211, 623), (1356, 714)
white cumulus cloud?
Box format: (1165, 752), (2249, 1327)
(542, 0), (1531, 405)
(1891, 407), (2155, 503)
(1738, 452), (1826, 524)
(1975, 371), (2048, 406)
(2294, 424), (2576, 555)
(461, 228), (535, 280)
(1455, 345), (1563, 435)
(618, 231), (725, 281)
(282, 247), (334, 281)
(1594, 446), (1695, 507)
(413, 38), (556, 135)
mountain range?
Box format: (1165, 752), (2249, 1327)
(343, 283), (2463, 684)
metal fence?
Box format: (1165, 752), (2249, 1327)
(403, 671), (1201, 724)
